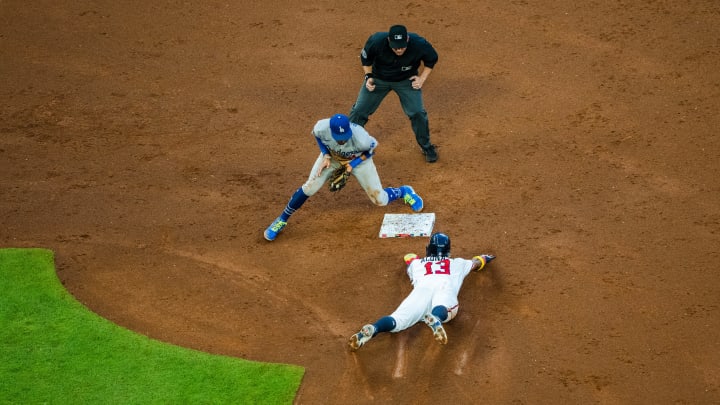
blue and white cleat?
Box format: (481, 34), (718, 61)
(348, 324), (375, 351)
(264, 217), (287, 241)
(423, 314), (447, 345)
(401, 185), (424, 212)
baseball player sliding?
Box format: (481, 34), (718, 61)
(264, 113), (424, 241)
(349, 232), (495, 350)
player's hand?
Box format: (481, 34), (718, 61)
(317, 155), (331, 176)
(365, 78), (376, 92)
(472, 254), (495, 272)
(410, 75), (424, 90)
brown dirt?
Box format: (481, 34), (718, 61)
(2, 1), (719, 403)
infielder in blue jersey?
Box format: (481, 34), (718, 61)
(264, 114), (424, 241)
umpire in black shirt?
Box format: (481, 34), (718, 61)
(349, 25), (439, 163)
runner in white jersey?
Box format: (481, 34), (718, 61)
(349, 232), (495, 350)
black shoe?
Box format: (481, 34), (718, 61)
(423, 145), (438, 163)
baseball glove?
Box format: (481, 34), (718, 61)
(328, 166), (351, 192)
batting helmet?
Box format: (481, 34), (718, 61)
(426, 232), (451, 258)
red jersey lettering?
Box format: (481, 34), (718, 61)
(423, 259), (451, 275)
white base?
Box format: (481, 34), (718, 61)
(378, 213), (436, 238)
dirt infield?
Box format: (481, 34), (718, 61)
(2, 1), (719, 403)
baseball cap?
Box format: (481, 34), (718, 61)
(388, 25), (408, 48)
(329, 114), (352, 141)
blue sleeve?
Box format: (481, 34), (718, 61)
(315, 136), (330, 155)
(349, 151), (374, 169)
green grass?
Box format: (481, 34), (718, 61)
(0, 248), (304, 404)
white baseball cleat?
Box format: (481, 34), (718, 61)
(423, 314), (447, 345)
(348, 324), (375, 351)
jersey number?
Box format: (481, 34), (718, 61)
(424, 259), (451, 275)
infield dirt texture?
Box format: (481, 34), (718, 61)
(2, 1), (719, 403)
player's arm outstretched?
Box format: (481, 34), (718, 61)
(471, 254), (496, 272)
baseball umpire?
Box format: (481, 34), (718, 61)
(349, 24), (440, 163)
(349, 232), (495, 350)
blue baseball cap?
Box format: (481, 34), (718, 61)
(329, 114), (353, 141)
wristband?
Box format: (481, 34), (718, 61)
(472, 255), (487, 271)
(364, 73), (374, 80)
(349, 152), (372, 169)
